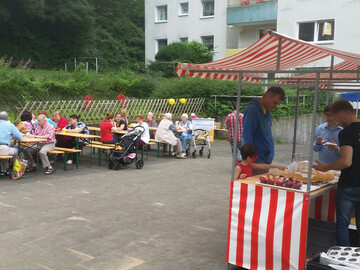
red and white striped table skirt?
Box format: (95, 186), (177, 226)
(226, 181), (310, 270)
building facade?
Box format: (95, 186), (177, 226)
(227, 0), (360, 65)
(146, 0), (360, 67)
(145, 0), (233, 64)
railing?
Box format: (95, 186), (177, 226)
(15, 98), (205, 124)
(228, 0), (276, 7)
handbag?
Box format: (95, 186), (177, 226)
(10, 157), (27, 180)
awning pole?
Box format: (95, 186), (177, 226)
(231, 72), (243, 180)
(276, 38), (282, 71)
(291, 86), (300, 161)
(306, 72), (320, 193)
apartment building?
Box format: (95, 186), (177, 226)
(227, 0), (360, 65)
(145, 0), (234, 64)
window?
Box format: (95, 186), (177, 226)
(157, 39), (167, 53)
(179, 2), (189, 15)
(201, 35), (214, 50)
(180, 37), (188, 43)
(259, 28), (276, 39)
(298, 20), (334, 43)
(156, 5), (167, 22)
(201, 0), (214, 17)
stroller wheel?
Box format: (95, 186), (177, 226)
(192, 151), (196, 158)
(136, 159), (144, 169)
(108, 161), (114, 170)
(207, 150), (211, 159)
(199, 150), (203, 156)
(114, 163), (121, 170)
(186, 148), (190, 156)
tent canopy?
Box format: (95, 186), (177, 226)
(341, 92), (360, 101)
(175, 30), (360, 90)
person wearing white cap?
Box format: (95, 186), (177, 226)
(176, 113), (193, 155)
(155, 113), (185, 158)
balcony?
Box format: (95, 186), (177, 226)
(227, 0), (277, 25)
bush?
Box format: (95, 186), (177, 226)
(148, 41), (214, 78)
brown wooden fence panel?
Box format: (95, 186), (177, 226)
(15, 98), (205, 124)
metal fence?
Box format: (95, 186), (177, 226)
(15, 98), (205, 124)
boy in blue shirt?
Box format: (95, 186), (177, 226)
(313, 104), (342, 164)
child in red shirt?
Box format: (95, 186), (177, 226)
(234, 144), (286, 180)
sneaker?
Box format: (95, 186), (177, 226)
(176, 154), (186, 159)
(182, 152), (186, 157)
(171, 151), (176, 156)
(45, 167), (53, 175)
(66, 160), (73, 165)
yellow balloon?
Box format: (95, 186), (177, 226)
(168, 98), (175, 105)
(180, 98), (186, 104)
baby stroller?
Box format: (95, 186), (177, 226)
(108, 126), (145, 170)
(189, 129), (211, 159)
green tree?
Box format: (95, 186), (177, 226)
(148, 41), (214, 77)
(0, 0), (145, 71)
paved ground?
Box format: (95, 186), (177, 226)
(0, 142), (310, 270)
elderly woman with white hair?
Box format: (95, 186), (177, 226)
(146, 112), (157, 139)
(176, 113), (193, 155)
(155, 113), (185, 158)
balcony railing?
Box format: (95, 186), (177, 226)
(228, 0), (277, 8)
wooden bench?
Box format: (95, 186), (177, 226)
(0, 155), (13, 159)
(156, 141), (172, 158)
(85, 144), (115, 166)
(54, 147), (82, 169)
(47, 150), (65, 172)
(0, 155), (13, 175)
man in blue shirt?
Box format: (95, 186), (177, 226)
(0, 111), (23, 175)
(313, 104), (343, 164)
(243, 86), (285, 175)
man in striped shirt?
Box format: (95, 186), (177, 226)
(225, 102), (243, 160)
(24, 114), (55, 175)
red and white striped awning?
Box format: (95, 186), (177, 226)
(278, 61), (360, 88)
(175, 31), (360, 83)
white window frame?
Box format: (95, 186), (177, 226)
(179, 2), (189, 16)
(156, 5), (168, 23)
(297, 20), (335, 44)
(201, 35), (214, 51)
(201, 0), (214, 18)
(156, 39), (168, 54)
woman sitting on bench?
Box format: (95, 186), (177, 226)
(100, 113), (118, 144)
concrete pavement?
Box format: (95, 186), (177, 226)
(0, 142), (310, 270)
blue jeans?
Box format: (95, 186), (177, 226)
(230, 141), (242, 161)
(102, 138), (118, 144)
(336, 187), (360, 246)
(176, 133), (192, 152)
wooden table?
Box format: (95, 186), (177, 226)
(19, 137), (48, 175)
(56, 132), (100, 168)
(112, 129), (128, 135)
(227, 173), (337, 270)
(88, 126), (100, 132)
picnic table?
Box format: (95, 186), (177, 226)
(55, 132), (100, 168)
(19, 137), (48, 175)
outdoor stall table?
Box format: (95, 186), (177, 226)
(55, 132), (100, 169)
(18, 137), (48, 175)
(227, 174), (337, 270)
